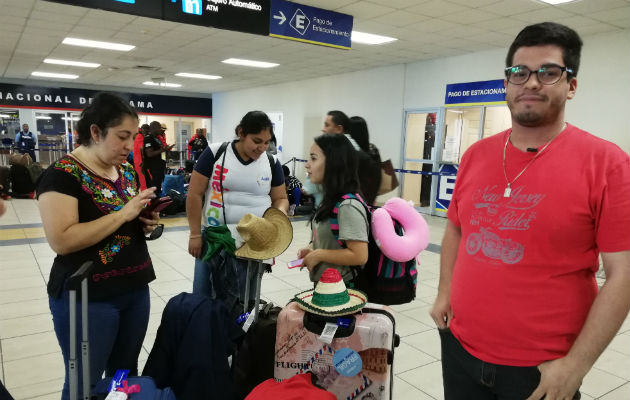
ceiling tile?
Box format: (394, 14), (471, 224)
(336, 2), (398, 19)
(406, 18), (460, 34)
(511, 7), (575, 23)
(406, 1), (469, 17)
(292, 0), (358, 12)
(575, 24), (623, 36)
(557, 0), (628, 14)
(0, 0), (626, 95)
(369, 10), (430, 27)
(446, 0), (502, 7)
(440, 8), (502, 24)
(478, 0), (545, 17)
(589, 6), (630, 23)
(369, 0), (430, 9)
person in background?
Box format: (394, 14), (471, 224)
(298, 133), (369, 286)
(15, 123), (36, 161)
(188, 128), (209, 161)
(347, 116), (382, 205)
(282, 165), (303, 216)
(187, 111), (288, 305)
(431, 22), (630, 400)
(133, 124), (149, 190)
(143, 121), (174, 196)
(36, 92), (161, 400)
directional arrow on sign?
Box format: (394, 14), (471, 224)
(273, 11), (286, 25)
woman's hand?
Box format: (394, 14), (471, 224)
(139, 211), (160, 234)
(302, 249), (321, 272)
(119, 187), (156, 222)
(188, 236), (203, 259)
(297, 247), (312, 259)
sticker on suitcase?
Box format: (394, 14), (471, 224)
(275, 302), (395, 400)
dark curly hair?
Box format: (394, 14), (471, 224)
(76, 92), (138, 146)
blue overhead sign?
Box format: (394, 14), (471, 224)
(445, 79), (506, 106)
(269, 0), (353, 49)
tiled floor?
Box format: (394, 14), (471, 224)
(0, 198), (628, 400)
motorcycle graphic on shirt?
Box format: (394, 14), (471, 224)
(465, 227), (524, 264)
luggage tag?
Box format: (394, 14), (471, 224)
(242, 303), (266, 333)
(105, 392), (127, 400)
(318, 322), (338, 344)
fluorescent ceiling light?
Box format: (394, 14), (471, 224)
(0, 114), (12, 118)
(142, 81), (182, 88)
(175, 72), (222, 80)
(32, 71), (79, 79)
(44, 58), (100, 68)
(62, 37), (135, 51)
(222, 58), (279, 68)
(63, 116), (81, 121)
(36, 116), (52, 120)
(351, 31), (397, 45)
(537, 0), (577, 4)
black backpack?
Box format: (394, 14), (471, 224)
(330, 193), (418, 305)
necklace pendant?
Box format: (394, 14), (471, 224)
(504, 186), (511, 198)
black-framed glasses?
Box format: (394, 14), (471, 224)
(505, 64), (573, 85)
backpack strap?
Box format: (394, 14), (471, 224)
(210, 142), (229, 225)
(267, 153), (275, 173)
(214, 141), (229, 161)
(330, 193), (371, 247)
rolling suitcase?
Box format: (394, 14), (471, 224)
(67, 261), (175, 400)
(274, 302), (398, 400)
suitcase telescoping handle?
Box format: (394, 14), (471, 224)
(68, 261), (95, 400)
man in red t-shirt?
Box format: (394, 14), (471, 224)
(430, 22), (630, 400)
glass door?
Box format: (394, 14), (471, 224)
(0, 109), (20, 165)
(400, 109), (440, 214)
(35, 111), (67, 165)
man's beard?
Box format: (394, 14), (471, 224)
(513, 111), (544, 127)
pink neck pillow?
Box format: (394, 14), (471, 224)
(371, 197), (429, 262)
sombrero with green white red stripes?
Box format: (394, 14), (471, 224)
(294, 268), (367, 317)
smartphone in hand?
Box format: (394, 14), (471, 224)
(141, 196), (172, 217)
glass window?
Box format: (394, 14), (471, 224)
(483, 106), (511, 138)
(442, 107), (481, 163)
(36, 111), (67, 165)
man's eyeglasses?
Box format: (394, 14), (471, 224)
(504, 64), (573, 85)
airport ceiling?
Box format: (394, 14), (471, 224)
(0, 0), (628, 97)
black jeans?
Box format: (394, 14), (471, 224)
(439, 328), (580, 400)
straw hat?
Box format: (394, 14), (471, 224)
(294, 269), (367, 317)
(235, 208), (293, 260)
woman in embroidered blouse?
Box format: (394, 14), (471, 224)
(37, 93), (159, 400)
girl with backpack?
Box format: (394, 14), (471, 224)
(298, 133), (369, 285)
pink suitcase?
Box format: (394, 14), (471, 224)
(274, 301), (397, 400)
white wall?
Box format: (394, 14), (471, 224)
(212, 29), (630, 170)
(212, 64), (406, 179)
(403, 30), (630, 153)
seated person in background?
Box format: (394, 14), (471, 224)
(283, 165), (303, 215)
